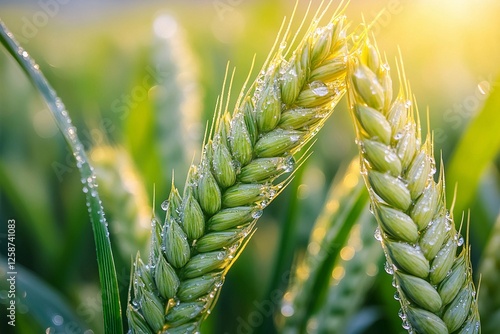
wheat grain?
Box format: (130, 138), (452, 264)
(347, 37), (480, 334)
(127, 3), (350, 332)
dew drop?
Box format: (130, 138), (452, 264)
(67, 126), (77, 141)
(478, 81), (490, 95)
(283, 156), (295, 172)
(258, 200), (268, 209)
(309, 81), (329, 97)
(393, 131), (403, 141)
(161, 200), (169, 211)
(290, 134), (301, 143)
(384, 261), (394, 274)
(394, 291), (400, 300)
(252, 210), (263, 219)
(374, 227), (382, 241)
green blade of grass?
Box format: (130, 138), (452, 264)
(478, 213), (500, 333)
(447, 80), (500, 246)
(281, 159), (370, 333)
(315, 208), (382, 334)
(0, 21), (122, 333)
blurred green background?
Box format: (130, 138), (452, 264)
(0, 0), (499, 333)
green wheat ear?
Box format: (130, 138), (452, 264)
(91, 146), (152, 261)
(127, 2), (351, 332)
(347, 36), (480, 334)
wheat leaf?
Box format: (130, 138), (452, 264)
(0, 20), (123, 334)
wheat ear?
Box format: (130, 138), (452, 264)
(347, 36), (480, 334)
(91, 146), (152, 261)
(127, 4), (349, 333)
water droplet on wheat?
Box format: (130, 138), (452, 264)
(398, 309), (406, 320)
(384, 261), (394, 274)
(394, 291), (400, 300)
(478, 81), (490, 95)
(252, 210), (263, 219)
(309, 81), (329, 97)
(161, 200), (169, 211)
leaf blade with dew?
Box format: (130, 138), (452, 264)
(0, 22), (123, 333)
(478, 213), (500, 332)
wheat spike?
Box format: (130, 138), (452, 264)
(347, 36), (480, 334)
(127, 3), (350, 333)
(91, 146), (152, 261)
